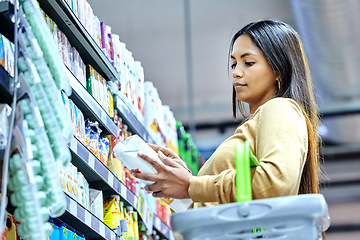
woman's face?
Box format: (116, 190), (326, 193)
(231, 34), (278, 114)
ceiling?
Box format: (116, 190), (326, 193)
(87, 0), (360, 151)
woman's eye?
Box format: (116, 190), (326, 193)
(231, 63), (237, 69)
(245, 61), (255, 67)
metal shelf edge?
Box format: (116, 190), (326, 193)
(115, 95), (155, 144)
(37, 0), (118, 81)
(67, 69), (117, 136)
(62, 194), (119, 240)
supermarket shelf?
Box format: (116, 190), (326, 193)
(68, 136), (137, 207)
(115, 95), (156, 144)
(0, 1), (14, 43)
(67, 69), (117, 136)
(0, 66), (13, 105)
(37, 0), (118, 82)
(56, 194), (120, 240)
(68, 136), (165, 235)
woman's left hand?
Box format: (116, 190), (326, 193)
(132, 150), (193, 199)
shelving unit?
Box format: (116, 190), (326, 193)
(0, 1), (14, 42)
(115, 95), (156, 144)
(0, 66), (13, 105)
(68, 136), (138, 209)
(56, 194), (120, 240)
(0, 0), (174, 239)
(37, 0), (118, 81)
(68, 136), (173, 239)
(67, 68), (117, 136)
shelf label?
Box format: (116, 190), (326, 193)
(120, 184), (127, 199)
(99, 223), (105, 237)
(88, 154), (95, 169)
(100, 111), (107, 125)
(154, 217), (161, 230)
(69, 197), (77, 215)
(84, 210), (92, 227)
(107, 172), (114, 188)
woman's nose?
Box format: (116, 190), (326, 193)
(232, 66), (243, 79)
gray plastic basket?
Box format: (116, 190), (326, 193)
(171, 194), (330, 240)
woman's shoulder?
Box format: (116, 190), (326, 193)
(260, 97), (303, 115)
(255, 97), (306, 126)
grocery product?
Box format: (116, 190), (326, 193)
(89, 189), (103, 221)
(103, 196), (121, 231)
(113, 134), (192, 212)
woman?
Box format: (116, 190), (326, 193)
(133, 19), (321, 208)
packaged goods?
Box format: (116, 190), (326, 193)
(98, 136), (109, 166)
(89, 189), (103, 221)
(134, 61), (145, 124)
(0, 34), (15, 77)
(103, 196), (121, 231)
(105, 135), (126, 183)
(77, 172), (90, 209)
(88, 121), (101, 159)
(48, 219), (59, 240)
(144, 81), (160, 143)
(113, 135), (193, 212)
(113, 134), (162, 184)
(0, 104), (11, 150)
(58, 223), (76, 240)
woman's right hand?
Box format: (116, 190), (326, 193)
(148, 143), (192, 173)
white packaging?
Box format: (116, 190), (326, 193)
(134, 61), (144, 125)
(113, 134), (192, 212)
(0, 104), (11, 149)
(144, 81), (160, 143)
(113, 134), (162, 184)
(89, 188), (103, 221)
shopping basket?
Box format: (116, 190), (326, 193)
(171, 141), (330, 240)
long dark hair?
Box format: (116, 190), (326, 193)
(230, 19), (320, 195)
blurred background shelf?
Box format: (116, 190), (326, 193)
(115, 95), (156, 144)
(38, 0), (118, 81)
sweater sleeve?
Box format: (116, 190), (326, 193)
(252, 98), (308, 199)
(188, 134), (241, 204)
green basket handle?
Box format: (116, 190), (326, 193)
(235, 140), (259, 203)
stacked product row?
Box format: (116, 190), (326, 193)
(60, 91), (173, 231)
(0, 34), (15, 77)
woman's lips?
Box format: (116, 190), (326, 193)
(234, 83), (247, 90)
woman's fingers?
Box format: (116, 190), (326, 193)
(137, 151), (161, 168)
(132, 171), (157, 182)
(158, 151), (177, 167)
(148, 143), (176, 158)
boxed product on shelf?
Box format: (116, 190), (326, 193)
(77, 172), (90, 209)
(0, 104), (10, 150)
(86, 65), (114, 116)
(134, 61), (145, 125)
(144, 81), (161, 143)
(43, 11), (86, 87)
(124, 206), (138, 240)
(103, 195), (121, 232)
(89, 188), (103, 221)
(105, 134), (126, 183)
(163, 105), (179, 154)
(87, 120), (102, 159)
(0, 34), (15, 77)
